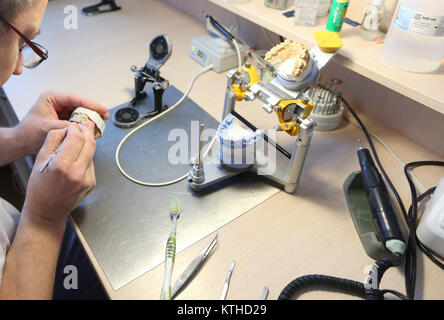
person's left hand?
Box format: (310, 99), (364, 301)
(13, 91), (110, 156)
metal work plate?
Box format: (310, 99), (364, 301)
(72, 86), (279, 290)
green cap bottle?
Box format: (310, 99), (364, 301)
(326, 0), (350, 33)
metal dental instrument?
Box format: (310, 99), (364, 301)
(220, 261), (235, 300)
(170, 233), (218, 298)
(188, 124), (206, 184)
(198, 124), (204, 168)
(334, 91), (342, 113)
(330, 78), (343, 103)
(260, 286), (269, 300)
(39, 145), (61, 173)
(325, 81), (332, 105)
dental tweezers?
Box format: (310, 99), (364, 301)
(170, 233), (218, 299)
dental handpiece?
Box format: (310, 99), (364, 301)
(357, 146), (406, 257)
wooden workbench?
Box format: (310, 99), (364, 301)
(2, 0), (444, 300)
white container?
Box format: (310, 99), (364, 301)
(360, 0), (385, 41)
(264, 0), (294, 10)
(217, 114), (263, 171)
(310, 106), (344, 131)
(416, 178), (444, 258)
(317, 0), (331, 17)
(381, 0), (444, 73)
(294, 0), (320, 26)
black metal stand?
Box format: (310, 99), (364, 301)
(82, 0), (121, 16)
(129, 65), (169, 117)
(151, 82), (168, 116)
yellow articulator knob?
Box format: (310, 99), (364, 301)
(275, 99), (314, 136)
(231, 64), (260, 101)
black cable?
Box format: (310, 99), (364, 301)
(206, 15), (235, 41)
(411, 186), (443, 268)
(403, 162), (444, 299)
(271, 94), (442, 300)
(340, 96), (416, 296)
(341, 96), (444, 299)
(276, 95), (403, 300)
(379, 289), (409, 300)
(277, 189), (436, 301)
(341, 97), (409, 222)
(403, 185), (436, 299)
(278, 274), (366, 300)
(278, 258), (407, 300)
(277, 95), (443, 300)
(231, 110), (292, 159)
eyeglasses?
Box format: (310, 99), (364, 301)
(0, 15), (48, 69)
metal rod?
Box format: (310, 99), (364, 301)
(198, 124), (205, 167)
(260, 287), (269, 300)
(231, 110), (292, 159)
(330, 78), (343, 104)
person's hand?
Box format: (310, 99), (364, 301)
(13, 91), (109, 156)
(22, 122), (97, 223)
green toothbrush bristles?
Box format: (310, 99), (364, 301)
(170, 198), (180, 216)
(166, 234), (176, 260)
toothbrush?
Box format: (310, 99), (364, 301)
(161, 199), (180, 300)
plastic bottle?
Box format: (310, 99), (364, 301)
(317, 0), (332, 18)
(294, 0), (320, 27)
(382, 0), (444, 73)
(373, 0), (384, 22)
(326, 0), (350, 33)
(264, 0), (294, 10)
(360, 0), (385, 41)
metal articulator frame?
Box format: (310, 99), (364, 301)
(189, 70), (315, 194)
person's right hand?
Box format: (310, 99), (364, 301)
(22, 122), (97, 224)
(13, 91), (109, 157)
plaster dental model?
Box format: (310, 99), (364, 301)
(264, 39), (313, 82)
(70, 106), (106, 139)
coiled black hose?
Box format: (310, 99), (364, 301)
(278, 258), (406, 300)
(278, 274), (367, 300)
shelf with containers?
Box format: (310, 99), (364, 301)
(208, 0), (444, 115)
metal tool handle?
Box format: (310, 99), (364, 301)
(171, 233), (218, 298)
(198, 124), (205, 168)
(220, 261), (235, 300)
(39, 145), (62, 173)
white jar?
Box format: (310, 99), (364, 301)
(381, 0), (444, 73)
(317, 0), (331, 17)
(217, 114), (262, 171)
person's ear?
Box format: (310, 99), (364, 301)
(13, 54), (24, 75)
